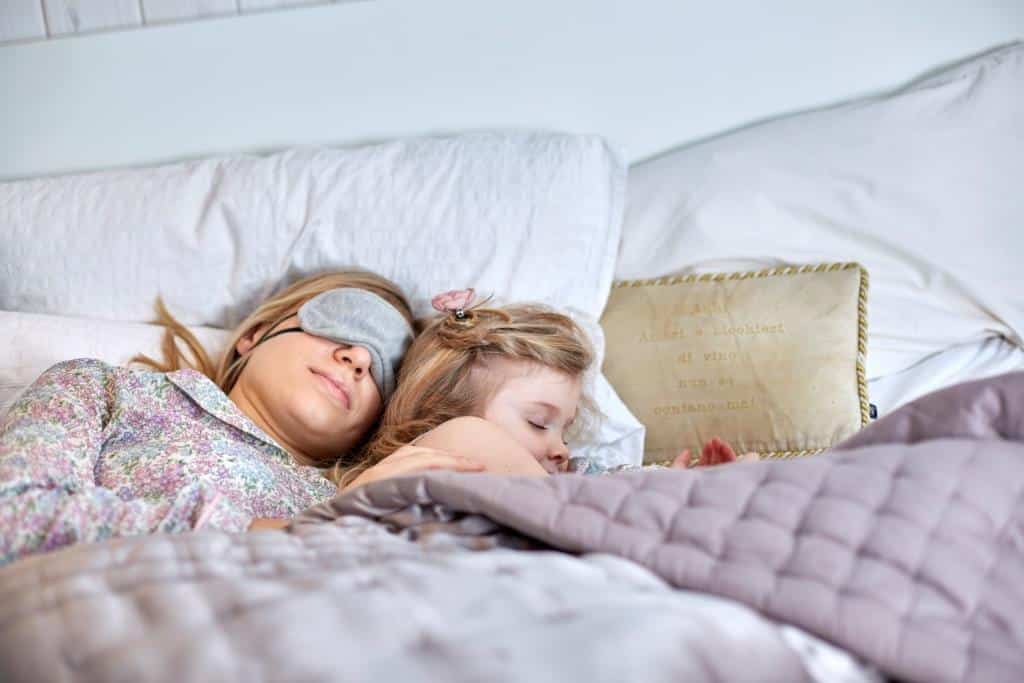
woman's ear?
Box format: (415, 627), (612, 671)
(235, 325), (265, 356)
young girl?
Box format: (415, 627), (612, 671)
(0, 269), (416, 564)
(337, 289), (756, 492)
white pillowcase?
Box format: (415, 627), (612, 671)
(0, 310), (231, 416)
(0, 131), (643, 465)
(619, 43), (1024, 380)
(0, 309), (643, 466)
(1, 132), (623, 326)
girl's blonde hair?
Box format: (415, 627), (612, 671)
(338, 303), (595, 487)
(132, 270), (414, 473)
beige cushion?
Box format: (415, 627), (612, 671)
(600, 263), (869, 464)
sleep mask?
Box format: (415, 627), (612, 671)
(255, 288), (413, 401)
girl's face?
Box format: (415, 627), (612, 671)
(479, 358), (582, 473)
(229, 314), (384, 465)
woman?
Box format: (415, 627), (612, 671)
(0, 270), (476, 565)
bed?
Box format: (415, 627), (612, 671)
(1, 2), (1023, 681)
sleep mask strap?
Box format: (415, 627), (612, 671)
(252, 326), (304, 348)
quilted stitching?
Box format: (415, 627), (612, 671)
(316, 430), (1024, 683)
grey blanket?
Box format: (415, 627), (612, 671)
(2, 372), (1023, 682)
(299, 370), (1024, 682)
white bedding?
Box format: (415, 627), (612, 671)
(0, 132), (645, 466)
(0, 308), (644, 467)
(619, 43), (1024, 381)
(867, 335), (1024, 418)
(0, 133), (624, 327)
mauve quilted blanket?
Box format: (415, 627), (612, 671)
(298, 371), (1024, 682)
(1, 372), (1021, 682)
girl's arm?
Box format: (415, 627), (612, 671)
(340, 417), (547, 493)
(0, 359), (243, 565)
(415, 416), (548, 477)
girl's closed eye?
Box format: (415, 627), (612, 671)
(528, 418), (570, 446)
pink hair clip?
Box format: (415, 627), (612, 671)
(431, 288), (476, 320)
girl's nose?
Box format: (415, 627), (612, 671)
(336, 344), (372, 378)
(547, 452), (568, 472)
(546, 440), (569, 472)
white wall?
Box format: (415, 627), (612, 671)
(0, 0), (360, 45)
(1, 0), (1022, 181)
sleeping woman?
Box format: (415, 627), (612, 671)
(0, 269), (444, 565)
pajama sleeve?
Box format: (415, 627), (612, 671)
(0, 359), (248, 565)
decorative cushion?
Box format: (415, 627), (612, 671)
(600, 263), (869, 464)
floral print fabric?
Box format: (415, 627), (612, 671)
(0, 359), (337, 565)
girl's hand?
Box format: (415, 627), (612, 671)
(671, 437), (760, 468)
(340, 444), (486, 493)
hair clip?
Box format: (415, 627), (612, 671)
(431, 288), (476, 320)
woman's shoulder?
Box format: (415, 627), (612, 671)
(30, 357), (121, 386)
(38, 358), (167, 384)
(45, 357), (115, 373)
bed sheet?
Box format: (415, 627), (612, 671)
(867, 335), (1024, 418)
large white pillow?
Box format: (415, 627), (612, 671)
(0, 132), (642, 465)
(619, 42), (1023, 380)
(0, 132), (624, 326)
(0, 309), (643, 466)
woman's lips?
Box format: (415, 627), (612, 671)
(312, 369), (351, 410)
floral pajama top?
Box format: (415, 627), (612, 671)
(0, 358), (337, 565)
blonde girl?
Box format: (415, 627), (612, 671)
(337, 289), (596, 491)
(0, 270), (414, 564)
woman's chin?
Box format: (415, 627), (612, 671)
(292, 408), (352, 443)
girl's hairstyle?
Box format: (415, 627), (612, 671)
(132, 269), (414, 394)
(337, 302), (595, 487)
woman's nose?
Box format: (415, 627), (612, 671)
(335, 344), (372, 378)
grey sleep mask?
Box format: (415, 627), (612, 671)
(256, 288), (413, 401)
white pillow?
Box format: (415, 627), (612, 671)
(0, 309), (643, 467)
(0, 132), (641, 464)
(0, 132), (624, 326)
(619, 43), (1024, 380)
(0, 310), (231, 416)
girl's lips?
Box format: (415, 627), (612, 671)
(312, 369), (351, 410)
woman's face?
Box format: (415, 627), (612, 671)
(479, 358), (581, 473)
(228, 314), (384, 465)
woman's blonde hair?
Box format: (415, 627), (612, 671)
(338, 303), (595, 487)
